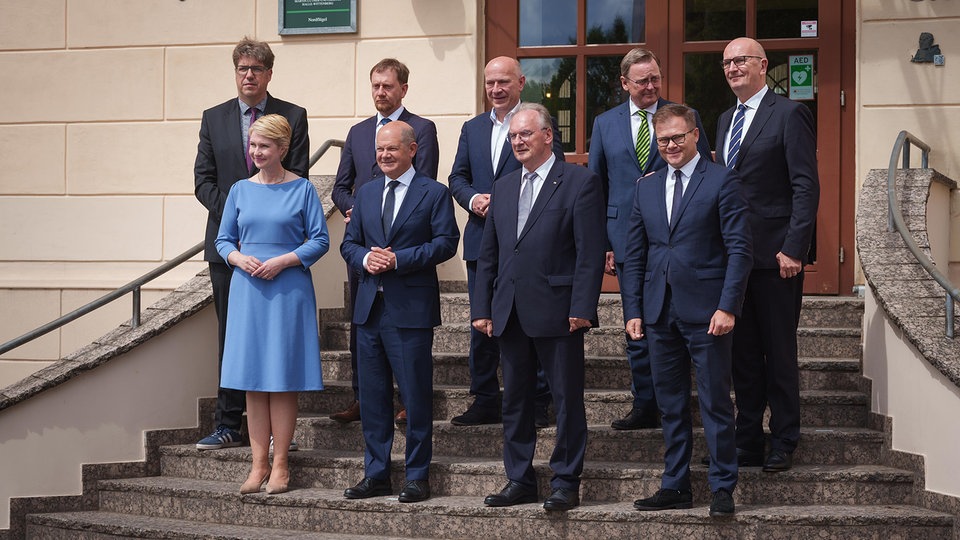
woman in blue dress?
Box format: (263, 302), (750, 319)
(216, 114), (329, 495)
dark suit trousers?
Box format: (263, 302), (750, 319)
(348, 267), (402, 405)
(208, 262), (245, 431)
(357, 295), (433, 481)
(615, 262), (656, 414)
(499, 310), (587, 491)
(732, 269), (804, 454)
(647, 290), (737, 493)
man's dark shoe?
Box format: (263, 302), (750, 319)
(534, 404), (549, 429)
(451, 404), (501, 426)
(709, 489), (735, 517)
(763, 449), (793, 472)
(398, 480), (430, 502)
(344, 477), (392, 499)
(633, 488), (693, 511)
(611, 408), (659, 430)
(330, 401), (361, 424)
(543, 487), (579, 511)
(394, 408), (407, 427)
(484, 480), (538, 507)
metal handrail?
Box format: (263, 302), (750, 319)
(886, 130), (960, 337)
(0, 139), (345, 357)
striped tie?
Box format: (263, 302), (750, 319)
(726, 104), (746, 168)
(635, 110), (650, 171)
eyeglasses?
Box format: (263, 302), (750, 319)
(623, 75), (662, 87)
(508, 127), (548, 142)
(720, 55), (763, 70)
(655, 127), (696, 147)
(236, 65), (267, 75)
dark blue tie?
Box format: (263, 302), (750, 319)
(726, 104), (746, 168)
(382, 180), (399, 237)
(670, 169), (683, 226)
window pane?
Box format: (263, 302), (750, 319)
(765, 51), (817, 127)
(586, 0), (646, 44)
(519, 0), (577, 47)
(757, 0), (818, 39)
(685, 0), (745, 42)
(520, 57), (576, 152)
(683, 52), (735, 151)
(585, 55), (628, 145)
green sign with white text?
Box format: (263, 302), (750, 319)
(789, 55), (814, 101)
(279, 0), (356, 35)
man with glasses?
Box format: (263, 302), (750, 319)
(587, 48), (711, 432)
(625, 104), (752, 517)
(473, 103), (605, 512)
(448, 57), (563, 429)
(194, 37), (310, 450)
(329, 58), (440, 427)
(715, 37), (819, 473)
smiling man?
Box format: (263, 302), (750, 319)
(623, 104), (752, 517)
(194, 37), (309, 452)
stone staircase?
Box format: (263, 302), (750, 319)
(22, 288), (957, 539)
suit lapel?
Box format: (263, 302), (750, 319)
(223, 102), (248, 174)
(367, 177), (389, 245)
(387, 175), (427, 242)
(670, 160), (706, 233)
(493, 137), (513, 178)
(716, 108), (733, 165)
(359, 118), (381, 181)
(518, 161), (563, 243)
(735, 91), (776, 169)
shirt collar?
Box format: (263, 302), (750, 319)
(385, 163), (416, 186)
(523, 153), (557, 181)
(239, 96), (268, 114)
(490, 101), (522, 126)
(377, 105), (405, 125)
(670, 153), (701, 181)
(628, 98), (658, 116)
(738, 85), (768, 110)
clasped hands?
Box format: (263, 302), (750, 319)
(472, 316), (591, 337)
(472, 194), (491, 218)
(625, 309), (736, 339)
(365, 246), (396, 275)
(228, 252), (290, 281)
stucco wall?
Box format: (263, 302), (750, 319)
(0, 0), (479, 379)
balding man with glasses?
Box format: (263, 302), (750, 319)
(194, 37), (309, 451)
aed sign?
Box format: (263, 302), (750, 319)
(789, 55), (815, 101)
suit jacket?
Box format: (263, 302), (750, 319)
(331, 109), (439, 216)
(194, 93), (310, 262)
(621, 158), (753, 326)
(448, 109), (565, 262)
(588, 97), (712, 261)
(340, 173), (460, 329)
(714, 90), (819, 268)
(472, 160), (606, 337)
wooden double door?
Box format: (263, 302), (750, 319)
(487, 0), (856, 295)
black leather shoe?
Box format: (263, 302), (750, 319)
(763, 449), (793, 472)
(344, 477), (392, 499)
(634, 488), (693, 511)
(484, 480), (538, 507)
(451, 404), (501, 426)
(534, 405), (549, 429)
(709, 489), (735, 517)
(543, 487), (579, 511)
(611, 408), (659, 430)
(398, 480), (430, 502)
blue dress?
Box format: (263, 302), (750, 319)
(215, 177), (329, 392)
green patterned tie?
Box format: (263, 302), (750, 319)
(635, 109), (650, 171)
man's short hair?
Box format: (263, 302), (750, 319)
(370, 58), (410, 84)
(516, 102), (553, 134)
(652, 103), (696, 129)
(233, 37), (275, 69)
(620, 48), (661, 77)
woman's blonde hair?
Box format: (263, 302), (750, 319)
(250, 114), (291, 159)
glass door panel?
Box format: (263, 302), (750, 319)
(586, 0), (646, 43)
(757, 0), (818, 39)
(520, 57), (577, 153)
(519, 0), (577, 46)
(585, 55), (630, 145)
(685, 0), (745, 41)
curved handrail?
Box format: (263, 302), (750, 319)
(886, 130), (960, 337)
(0, 139), (345, 357)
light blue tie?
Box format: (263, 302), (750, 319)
(517, 172), (537, 238)
(726, 104), (746, 168)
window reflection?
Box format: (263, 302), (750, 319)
(685, 0), (745, 42)
(586, 0), (646, 44)
(520, 57), (576, 152)
(684, 52), (734, 151)
(585, 56), (628, 145)
(757, 0), (818, 39)
(520, 0), (577, 47)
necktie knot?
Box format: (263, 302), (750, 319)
(379, 117), (391, 126)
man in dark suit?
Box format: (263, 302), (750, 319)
(473, 103), (605, 511)
(448, 56), (563, 427)
(625, 104), (752, 517)
(340, 121), (459, 503)
(587, 48), (712, 431)
(193, 37), (309, 450)
(714, 37), (820, 472)
(330, 58), (440, 426)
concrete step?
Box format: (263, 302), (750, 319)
(320, 350), (864, 393)
(148, 454), (916, 506)
(77, 476), (954, 539)
(297, 418), (883, 466)
(434, 294), (864, 330)
(322, 324), (863, 360)
(298, 383), (869, 428)
(26, 511), (416, 539)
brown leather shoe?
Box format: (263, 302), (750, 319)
(395, 408), (407, 427)
(330, 401), (360, 424)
